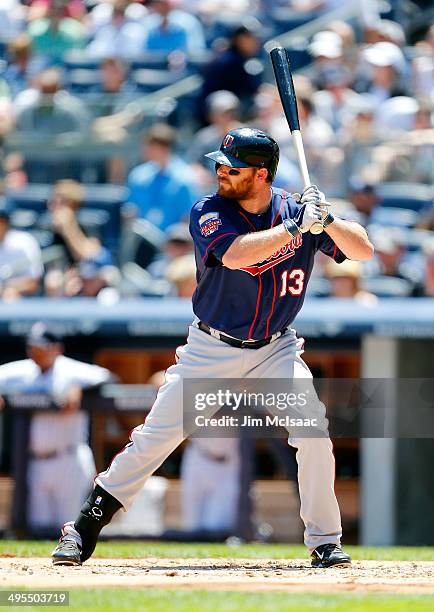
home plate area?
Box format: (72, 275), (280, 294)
(1, 557), (433, 593)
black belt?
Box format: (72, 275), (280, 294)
(198, 322), (287, 350)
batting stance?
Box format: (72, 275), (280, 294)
(52, 128), (373, 568)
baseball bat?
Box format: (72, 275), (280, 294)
(270, 46), (323, 235)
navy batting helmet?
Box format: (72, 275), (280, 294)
(205, 127), (280, 182)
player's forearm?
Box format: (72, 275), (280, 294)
(325, 218), (374, 261)
(222, 225), (291, 269)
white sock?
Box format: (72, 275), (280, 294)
(61, 521), (82, 548)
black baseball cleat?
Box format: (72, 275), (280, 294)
(52, 538), (82, 566)
(311, 544), (351, 568)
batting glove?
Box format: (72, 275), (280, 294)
(292, 185), (334, 229)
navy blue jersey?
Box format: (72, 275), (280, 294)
(189, 187), (346, 340)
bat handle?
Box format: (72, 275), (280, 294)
(292, 131), (323, 235)
(292, 131), (310, 190)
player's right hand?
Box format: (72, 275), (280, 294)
(294, 202), (324, 233)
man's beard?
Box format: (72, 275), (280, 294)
(217, 179), (255, 200)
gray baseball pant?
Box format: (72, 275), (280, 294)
(96, 323), (342, 551)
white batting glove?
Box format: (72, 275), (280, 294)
(295, 202), (324, 233)
(292, 185), (333, 230)
(293, 185), (326, 206)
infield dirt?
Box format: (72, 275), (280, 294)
(1, 557), (433, 593)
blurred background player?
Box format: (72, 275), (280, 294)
(148, 370), (241, 537)
(0, 323), (114, 535)
(0, 202), (43, 302)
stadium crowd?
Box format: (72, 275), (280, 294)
(0, 0), (432, 302)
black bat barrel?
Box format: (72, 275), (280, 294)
(270, 46), (300, 132)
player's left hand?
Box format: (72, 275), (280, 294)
(60, 386), (82, 414)
(293, 185), (333, 227)
(297, 185), (327, 207)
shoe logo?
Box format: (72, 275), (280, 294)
(316, 551), (324, 560)
(91, 506), (103, 518)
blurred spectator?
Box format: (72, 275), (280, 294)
(375, 96), (420, 135)
(201, 25), (263, 110)
(28, 1), (87, 64)
(417, 206), (434, 232)
(65, 256), (120, 299)
(419, 238), (434, 297)
(42, 179), (112, 296)
(28, 0), (87, 23)
(165, 252), (196, 297)
(358, 42), (407, 105)
(147, 222), (193, 280)
(0, 0), (25, 42)
(368, 233), (405, 278)
(45, 180), (105, 265)
(4, 34), (46, 98)
(0, 205), (43, 301)
(126, 123), (198, 230)
(328, 20), (356, 54)
(147, 367), (241, 535)
(364, 19), (406, 47)
(0, 78), (13, 139)
(309, 33), (359, 131)
(339, 95), (382, 182)
(325, 259), (377, 306)
(187, 90), (241, 191)
(347, 177), (379, 223)
(13, 68), (91, 136)
(295, 90), (342, 193)
(88, 0), (148, 35)
(0, 322), (114, 534)
(87, 0), (147, 59)
(310, 31), (351, 89)
(2, 152), (28, 191)
(144, 0), (206, 53)
(250, 85), (302, 191)
(366, 232), (422, 294)
(99, 56), (134, 96)
(90, 58), (138, 122)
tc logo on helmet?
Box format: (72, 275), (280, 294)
(223, 134), (234, 148)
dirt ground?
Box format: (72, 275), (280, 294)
(1, 557), (434, 593)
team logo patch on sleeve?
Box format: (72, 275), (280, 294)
(199, 212), (222, 236)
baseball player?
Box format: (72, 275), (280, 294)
(52, 127), (373, 568)
(0, 323), (113, 532)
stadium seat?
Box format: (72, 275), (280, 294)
(67, 69), (102, 94)
(269, 8), (320, 35)
(376, 183), (433, 212)
(9, 208), (39, 230)
(283, 44), (312, 70)
(361, 276), (413, 297)
(370, 206), (419, 228)
(305, 277), (330, 297)
(185, 49), (214, 74)
(22, 158), (105, 184)
(402, 228), (434, 253)
(131, 69), (188, 93)
(63, 50), (100, 72)
(120, 218), (166, 270)
(27, 229), (54, 249)
(130, 53), (169, 71)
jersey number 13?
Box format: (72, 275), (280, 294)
(279, 269), (305, 297)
